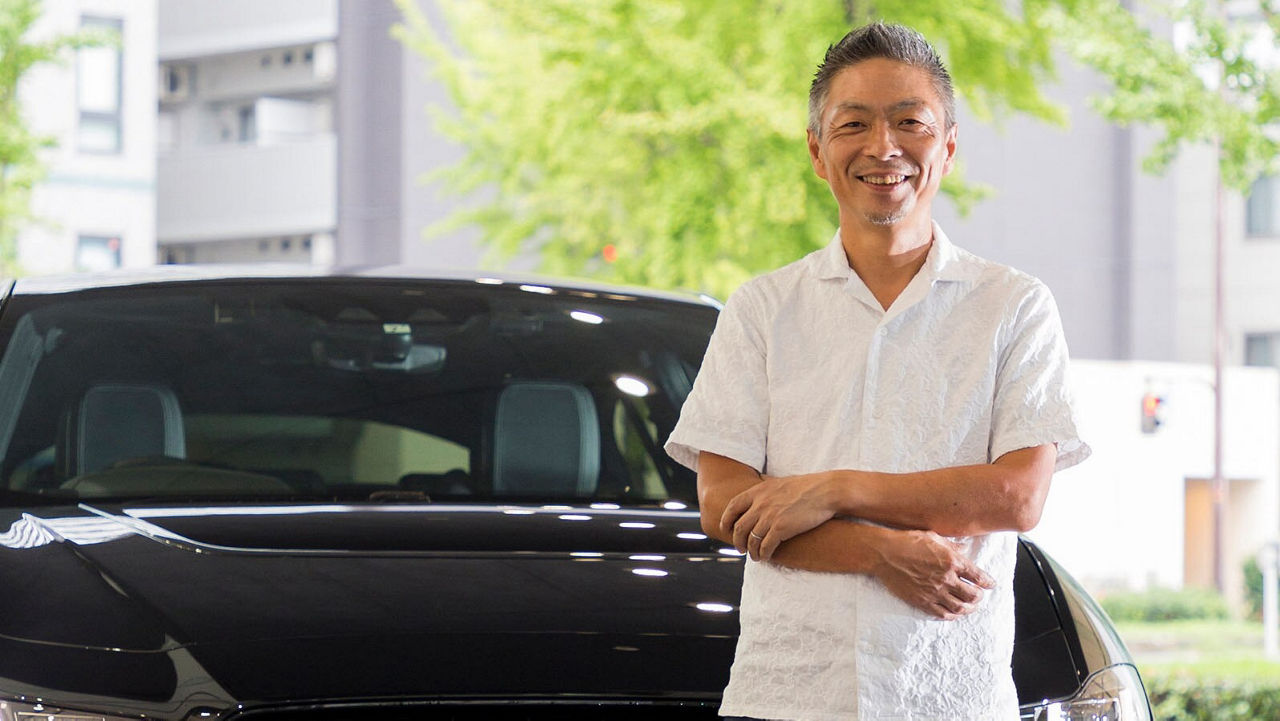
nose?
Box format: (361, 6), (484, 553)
(864, 121), (902, 161)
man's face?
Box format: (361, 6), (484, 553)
(807, 58), (957, 230)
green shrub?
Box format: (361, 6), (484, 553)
(1244, 557), (1263, 622)
(1100, 587), (1229, 623)
(1146, 674), (1280, 720)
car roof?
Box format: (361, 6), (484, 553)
(5, 264), (724, 309)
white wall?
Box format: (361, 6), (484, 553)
(1029, 359), (1280, 611)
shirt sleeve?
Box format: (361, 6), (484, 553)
(664, 283), (770, 473)
(989, 280), (1091, 472)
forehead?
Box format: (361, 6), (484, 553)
(823, 58), (943, 117)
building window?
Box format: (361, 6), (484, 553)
(76, 235), (122, 272)
(1246, 175), (1280, 237)
(1245, 332), (1280, 367)
(77, 16), (124, 154)
(237, 104), (257, 143)
(158, 244), (194, 265)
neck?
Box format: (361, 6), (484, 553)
(837, 216), (934, 310)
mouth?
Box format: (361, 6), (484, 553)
(857, 174), (910, 187)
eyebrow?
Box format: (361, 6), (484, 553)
(831, 98), (932, 116)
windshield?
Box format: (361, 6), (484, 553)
(0, 278), (716, 507)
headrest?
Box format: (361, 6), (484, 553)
(492, 382), (599, 498)
(61, 384), (186, 478)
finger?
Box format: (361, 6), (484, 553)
(731, 509), (760, 553)
(746, 525), (766, 561)
(951, 553), (991, 588)
(960, 563), (995, 590)
(935, 591), (969, 616)
(950, 578), (983, 605)
(929, 601), (958, 621)
(719, 493), (747, 538)
(758, 527), (780, 562)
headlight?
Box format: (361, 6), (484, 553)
(0, 700), (139, 721)
(1027, 664), (1152, 721)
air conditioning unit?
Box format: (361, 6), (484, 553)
(159, 64), (192, 103)
(310, 41), (336, 82)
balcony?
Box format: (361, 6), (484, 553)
(159, 0), (337, 61)
(157, 133), (335, 244)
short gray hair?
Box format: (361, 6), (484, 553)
(808, 22), (956, 135)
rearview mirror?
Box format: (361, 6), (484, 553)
(314, 323), (446, 373)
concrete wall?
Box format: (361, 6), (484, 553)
(334, 0), (403, 267)
(335, 0), (488, 270)
(395, 0), (486, 269)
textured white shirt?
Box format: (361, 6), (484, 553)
(665, 225), (1089, 721)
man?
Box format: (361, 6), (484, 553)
(664, 22), (1090, 721)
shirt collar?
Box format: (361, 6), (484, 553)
(809, 222), (982, 284)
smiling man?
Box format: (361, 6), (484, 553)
(665, 23), (1090, 721)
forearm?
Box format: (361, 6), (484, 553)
(767, 517), (892, 574)
(697, 451), (885, 574)
(699, 451), (996, 618)
(825, 445), (1056, 536)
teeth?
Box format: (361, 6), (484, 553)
(862, 175), (906, 185)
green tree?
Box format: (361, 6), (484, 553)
(1041, 0), (1280, 192)
(0, 0), (110, 276)
(394, 0), (1277, 297)
(395, 0), (1079, 296)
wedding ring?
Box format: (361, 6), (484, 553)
(749, 532), (764, 540)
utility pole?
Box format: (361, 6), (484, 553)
(1210, 0), (1229, 595)
(1212, 146), (1227, 594)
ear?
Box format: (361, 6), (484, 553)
(807, 129), (828, 181)
(942, 123), (958, 176)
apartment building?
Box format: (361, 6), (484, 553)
(18, 0), (157, 275)
(155, 0), (338, 265)
(154, 0), (475, 269)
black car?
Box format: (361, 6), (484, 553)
(0, 269), (1150, 720)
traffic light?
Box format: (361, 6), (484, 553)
(1141, 392), (1164, 434)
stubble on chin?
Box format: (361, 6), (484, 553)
(863, 209), (907, 226)
(855, 183), (915, 227)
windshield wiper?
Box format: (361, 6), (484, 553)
(367, 490), (431, 503)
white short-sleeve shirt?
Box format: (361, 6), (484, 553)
(665, 224), (1089, 721)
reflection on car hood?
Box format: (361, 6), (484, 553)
(107, 502), (726, 554)
(0, 504), (742, 705)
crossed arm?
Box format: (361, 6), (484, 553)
(695, 444), (1056, 619)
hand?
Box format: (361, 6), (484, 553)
(720, 472), (838, 561)
(869, 528), (995, 621)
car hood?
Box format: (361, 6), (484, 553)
(0, 503), (742, 708)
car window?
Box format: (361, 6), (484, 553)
(0, 280), (718, 507)
(184, 414), (471, 484)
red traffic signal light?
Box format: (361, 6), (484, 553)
(1141, 393), (1164, 434)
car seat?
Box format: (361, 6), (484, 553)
(57, 383), (186, 480)
(491, 381), (599, 498)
